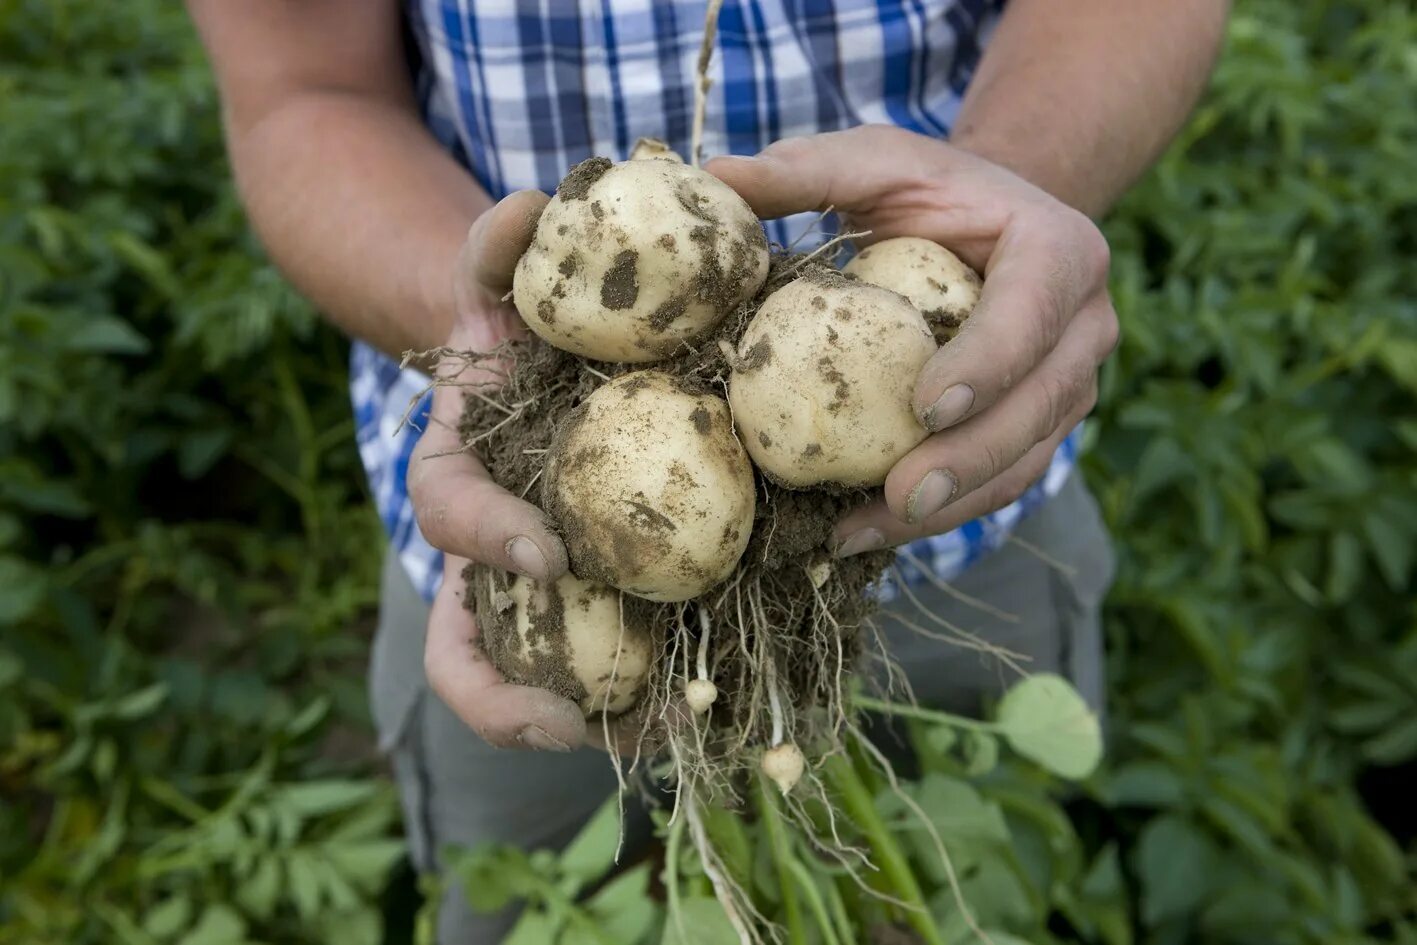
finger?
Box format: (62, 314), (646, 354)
(425, 557), (588, 750)
(914, 214), (1111, 432)
(832, 418), (1077, 555)
(460, 189), (552, 301)
(407, 383), (569, 579)
(885, 300), (1115, 523)
(705, 125), (927, 220)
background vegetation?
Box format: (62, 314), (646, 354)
(1, 0), (1412, 942)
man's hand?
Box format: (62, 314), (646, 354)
(407, 190), (594, 752)
(708, 125), (1119, 556)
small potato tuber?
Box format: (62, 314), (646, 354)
(728, 273), (936, 487)
(545, 370), (756, 603)
(484, 571), (653, 716)
(843, 236), (981, 343)
(761, 743), (805, 794)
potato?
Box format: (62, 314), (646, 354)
(727, 273), (936, 487)
(480, 571), (652, 716)
(545, 370), (756, 602)
(514, 157), (769, 362)
(843, 236), (981, 343)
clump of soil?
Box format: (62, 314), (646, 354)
(457, 243), (893, 792)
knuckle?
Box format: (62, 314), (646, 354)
(1070, 214), (1112, 285)
(761, 135), (814, 164)
(1096, 305), (1121, 358)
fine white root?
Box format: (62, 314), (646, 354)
(774, 230), (871, 282)
(894, 548), (1021, 624)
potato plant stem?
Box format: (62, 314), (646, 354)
(821, 753), (945, 945)
(757, 774), (808, 945)
(664, 808), (685, 936)
(853, 695), (996, 733)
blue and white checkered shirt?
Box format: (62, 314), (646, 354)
(355, 0), (1078, 602)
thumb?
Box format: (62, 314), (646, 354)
(704, 125), (920, 220)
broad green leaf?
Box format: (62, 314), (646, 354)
(661, 897), (738, 945)
(587, 865), (659, 944)
(1101, 762), (1187, 808)
(556, 793), (622, 886)
(177, 905), (246, 945)
(143, 895), (192, 939)
(1135, 814), (1218, 925)
(503, 910), (562, 945)
(995, 674), (1103, 779)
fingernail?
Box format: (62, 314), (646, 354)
(923, 384), (974, 431)
(519, 725), (571, 752)
(834, 528), (886, 558)
(506, 536), (550, 579)
(906, 469), (958, 523)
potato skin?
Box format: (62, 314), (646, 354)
(507, 573), (652, 715)
(514, 158), (768, 362)
(544, 371), (756, 602)
(728, 275), (935, 488)
(843, 237), (981, 342)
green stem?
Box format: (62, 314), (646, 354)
(758, 775), (808, 945)
(784, 857), (843, 945)
(821, 752), (945, 945)
(853, 695), (996, 733)
(529, 877), (618, 945)
(824, 877), (856, 945)
(664, 808), (685, 930)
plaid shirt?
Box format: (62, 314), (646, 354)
(354, 0), (1079, 603)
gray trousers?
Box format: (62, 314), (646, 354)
(369, 474), (1114, 944)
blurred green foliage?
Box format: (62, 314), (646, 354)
(1, 0), (1413, 943)
(0, 1), (395, 942)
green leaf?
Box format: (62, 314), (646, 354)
(661, 897), (738, 945)
(0, 556), (46, 624)
(176, 905), (246, 945)
(1135, 814), (1218, 926)
(994, 674), (1103, 779)
(1102, 762), (1187, 808)
(236, 856), (282, 918)
(961, 729), (999, 776)
(587, 865), (659, 944)
(143, 895), (192, 939)
(111, 683), (168, 720)
(66, 314), (152, 355)
(556, 794), (622, 887)
(503, 909), (562, 945)
(278, 780), (379, 817)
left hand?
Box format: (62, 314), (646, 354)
(707, 125), (1119, 555)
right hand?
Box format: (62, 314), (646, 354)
(408, 190), (588, 752)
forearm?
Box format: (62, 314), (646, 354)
(228, 92), (491, 357)
(952, 0), (1229, 217)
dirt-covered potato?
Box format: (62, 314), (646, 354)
(513, 157), (769, 363)
(728, 272), (935, 488)
(475, 570), (652, 716)
(545, 370), (756, 602)
(843, 236), (981, 343)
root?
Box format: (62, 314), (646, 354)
(893, 550), (1021, 624)
(690, 0), (726, 167)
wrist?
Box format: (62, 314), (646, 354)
(948, 125), (1099, 217)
